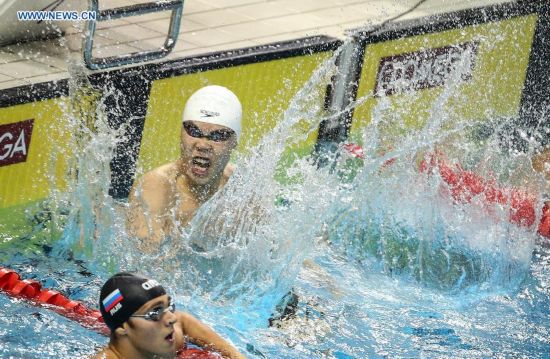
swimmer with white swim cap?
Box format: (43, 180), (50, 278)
(127, 85), (242, 246)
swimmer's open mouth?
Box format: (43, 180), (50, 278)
(165, 331), (174, 341)
(192, 156), (211, 168)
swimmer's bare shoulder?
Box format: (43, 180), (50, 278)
(129, 163), (179, 209)
(89, 347), (117, 359)
(222, 163), (235, 185)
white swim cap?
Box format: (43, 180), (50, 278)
(182, 85), (242, 140)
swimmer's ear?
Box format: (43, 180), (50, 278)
(115, 324), (128, 337)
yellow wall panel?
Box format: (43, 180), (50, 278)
(0, 98), (73, 209)
(350, 15), (538, 145)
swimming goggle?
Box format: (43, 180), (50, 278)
(131, 298), (176, 321)
(183, 121), (234, 142)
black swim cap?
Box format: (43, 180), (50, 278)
(99, 272), (166, 331)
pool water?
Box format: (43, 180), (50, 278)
(1, 235), (548, 358)
(1, 44), (550, 358)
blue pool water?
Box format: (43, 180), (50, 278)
(1, 45), (550, 358)
(1, 235), (549, 358)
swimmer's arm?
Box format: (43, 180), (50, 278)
(178, 311), (246, 359)
(126, 172), (173, 248)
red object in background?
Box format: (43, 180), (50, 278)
(0, 267), (220, 358)
(178, 348), (222, 358)
(342, 143), (397, 169)
(343, 143), (365, 159)
(341, 144), (550, 241)
(539, 203), (550, 238)
(0, 119), (34, 167)
(420, 152), (550, 239)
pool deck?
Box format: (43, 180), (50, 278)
(0, 0), (511, 90)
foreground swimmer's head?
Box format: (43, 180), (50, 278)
(96, 273), (246, 359)
(99, 273), (182, 357)
(180, 85), (242, 186)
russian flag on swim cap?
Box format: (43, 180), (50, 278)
(102, 288), (123, 312)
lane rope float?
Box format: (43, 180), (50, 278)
(342, 144), (550, 240)
(420, 152), (550, 239)
(0, 266), (107, 334)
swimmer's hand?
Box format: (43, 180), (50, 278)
(179, 311), (246, 359)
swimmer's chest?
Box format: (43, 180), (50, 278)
(171, 173), (226, 228)
(173, 192), (201, 227)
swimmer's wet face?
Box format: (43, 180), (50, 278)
(99, 273), (185, 358)
(180, 120), (236, 186)
(123, 294), (183, 357)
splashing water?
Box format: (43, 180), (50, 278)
(7, 37), (548, 358)
(52, 63), (128, 273)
